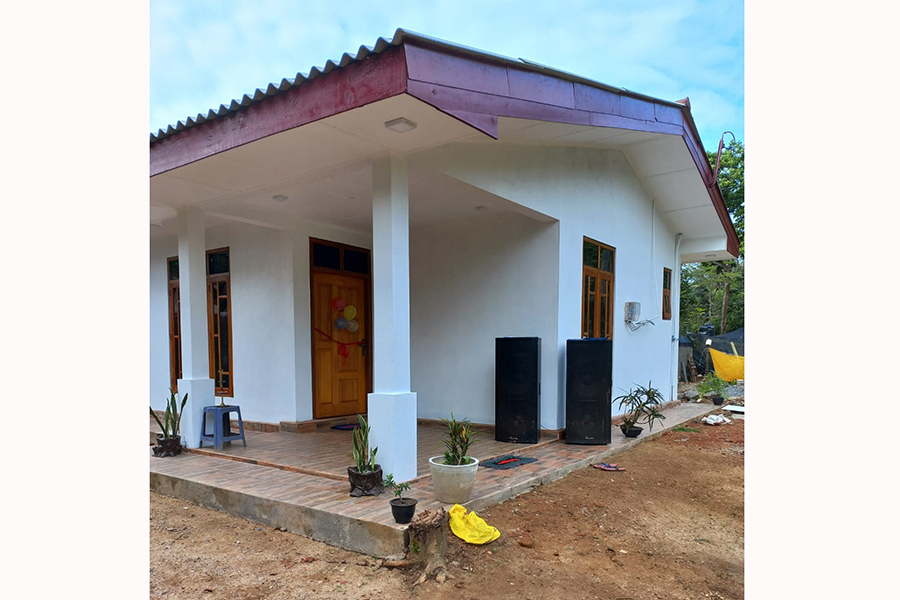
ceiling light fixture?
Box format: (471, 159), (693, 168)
(705, 253), (717, 258)
(272, 194), (288, 203)
(384, 117), (417, 133)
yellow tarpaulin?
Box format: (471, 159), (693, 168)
(709, 347), (744, 382)
(448, 504), (500, 544)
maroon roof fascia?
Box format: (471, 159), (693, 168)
(400, 41), (739, 257)
(149, 35), (739, 256)
(149, 46), (409, 177)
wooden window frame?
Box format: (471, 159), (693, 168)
(207, 247), (234, 397)
(167, 257), (182, 391)
(581, 237), (616, 339)
(662, 268), (672, 321)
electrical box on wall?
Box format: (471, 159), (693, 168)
(624, 302), (641, 322)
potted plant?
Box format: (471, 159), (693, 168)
(383, 473), (417, 524)
(615, 381), (666, 438)
(150, 389), (188, 457)
(697, 373), (728, 405)
(348, 414), (384, 497)
(428, 413), (480, 504)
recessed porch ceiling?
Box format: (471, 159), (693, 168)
(151, 93), (723, 253)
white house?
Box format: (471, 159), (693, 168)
(149, 29), (739, 481)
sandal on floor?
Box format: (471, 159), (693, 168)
(593, 462), (625, 471)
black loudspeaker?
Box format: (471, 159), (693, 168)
(565, 338), (612, 444)
(495, 337), (541, 444)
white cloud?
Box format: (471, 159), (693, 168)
(150, 0), (744, 147)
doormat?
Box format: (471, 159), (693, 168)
(480, 455), (538, 470)
(331, 423), (360, 430)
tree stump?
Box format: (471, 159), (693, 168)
(382, 507), (450, 585)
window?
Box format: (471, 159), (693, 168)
(582, 237), (615, 339)
(311, 239), (371, 275)
(207, 248), (234, 396)
(166, 249), (235, 397)
(167, 257), (182, 391)
(662, 268), (672, 320)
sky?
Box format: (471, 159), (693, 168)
(150, 0), (744, 153)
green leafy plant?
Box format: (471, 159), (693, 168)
(696, 373), (728, 398)
(674, 426), (699, 433)
(352, 414), (378, 473)
(383, 473), (412, 500)
(409, 540), (421, 553)
(150, 389), (188, 439)
(441, 413), (479, 465)
(615, 381), (666, 432)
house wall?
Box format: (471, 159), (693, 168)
(411, 143), (681, 426)
(149, 219), (373, 424)
(151, 142), (683, 430)
(409, 212), (558, 427)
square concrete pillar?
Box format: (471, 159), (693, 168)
(176, 207), (215, 448)
(368, 155), (417, 481)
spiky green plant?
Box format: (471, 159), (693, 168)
(352, 414), (378, 473)
(615, 381), (666, 431)
(441, 413), (479, 465)
(150, 389), (188, 439)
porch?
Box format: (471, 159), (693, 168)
(149, 401), (716, 558)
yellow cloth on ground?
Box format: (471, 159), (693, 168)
(709, 347), (744, 382)
(448, 504), (500, 544)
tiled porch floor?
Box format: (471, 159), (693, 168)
(149, 402), (717, 557)
(179, 418), (561, 481)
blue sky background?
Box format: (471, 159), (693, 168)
(150, 0), (744, 154)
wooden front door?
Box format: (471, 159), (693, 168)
(311, 252), (370, 419)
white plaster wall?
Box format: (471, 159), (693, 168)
(149, 236), (178, 409)
(149, 219), (373, 424)
(412, 143), (681, 420)
(409, 212), (558, 427)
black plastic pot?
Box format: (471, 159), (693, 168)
(153, 435), (183, 457)
(711, 396), (724, 406)
(348, 465), (384, 497)
(621, 425), (643, 438)
(389, 498), (418, 524)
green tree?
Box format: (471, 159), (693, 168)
(680, 139), (744, 335)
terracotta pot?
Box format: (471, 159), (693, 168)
(347, 465), (384, 497)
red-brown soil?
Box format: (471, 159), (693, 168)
(150, 413), (744, 599)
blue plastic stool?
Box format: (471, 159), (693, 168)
(199, 405), (246, 451)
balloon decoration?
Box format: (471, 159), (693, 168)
(343, 305), (357, 320)
(332, 298), (347, 311)
(346, 319), (359, 332)
(335, 317), (349, 330)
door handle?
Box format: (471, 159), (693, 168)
(360, 340), (367, 356)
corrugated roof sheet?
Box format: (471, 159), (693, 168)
(150, 28), (683, 144)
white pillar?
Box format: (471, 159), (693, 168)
(176, 207), (215, 448)
(367, 155), (417, 482)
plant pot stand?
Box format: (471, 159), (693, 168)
(348, 465), (384, 497)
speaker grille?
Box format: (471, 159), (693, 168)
(495, 337), (541, 444)
(566, 338), (612, 444)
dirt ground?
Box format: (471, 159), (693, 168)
(150, 411), (743, 600)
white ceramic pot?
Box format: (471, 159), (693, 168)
(428, 456), (479, 504)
